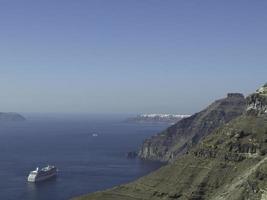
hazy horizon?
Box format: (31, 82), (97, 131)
(1, 0), (267, 114)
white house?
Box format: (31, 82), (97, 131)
(257, 84), (267, 94)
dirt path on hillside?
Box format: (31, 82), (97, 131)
(214, 156), (267, 200)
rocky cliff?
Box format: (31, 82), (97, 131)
(246, 87), (267, 116)
(138, 93), (246, 162)
(74, 84), (267, 200)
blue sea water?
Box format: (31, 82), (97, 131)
(0, 114), (168, 200)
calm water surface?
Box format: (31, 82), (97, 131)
(0, 114), (168, 200)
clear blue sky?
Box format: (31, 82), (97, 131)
(0, 0), (266, 114)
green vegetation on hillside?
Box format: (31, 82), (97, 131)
(74, 115), (267, 200)
(73, 86), (267, 200)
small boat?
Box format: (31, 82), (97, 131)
(92, 133), (98, 137)
(27, 165), (57, 182)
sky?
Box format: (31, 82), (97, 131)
(0, 0), (267, 114)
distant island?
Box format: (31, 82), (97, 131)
(125, 114), (190, 124)
(0, 112), (26, 121)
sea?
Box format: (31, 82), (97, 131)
(0, 114), (169, 200)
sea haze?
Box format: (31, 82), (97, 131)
(0, 114), (168, 200)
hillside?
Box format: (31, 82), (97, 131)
(139, 93), (246, 162)
(73, 85), (267, 200)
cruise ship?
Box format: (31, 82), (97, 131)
(27, 165), (57, 182)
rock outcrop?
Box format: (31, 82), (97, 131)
(126, 151), (138, 159)
(138, 93), (246, 162)
(246, 84), (267, 116)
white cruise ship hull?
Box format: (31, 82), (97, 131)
(27, 165), (57, 182)
(27, 173), (57, 182)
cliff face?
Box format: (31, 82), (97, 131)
(74, 85), (267, 200)
(138, 93), (246, 162)
(246, 91), (267, 116)
(0, 112), (26, 121)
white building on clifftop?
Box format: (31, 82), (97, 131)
(257, 83), (267, 94)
